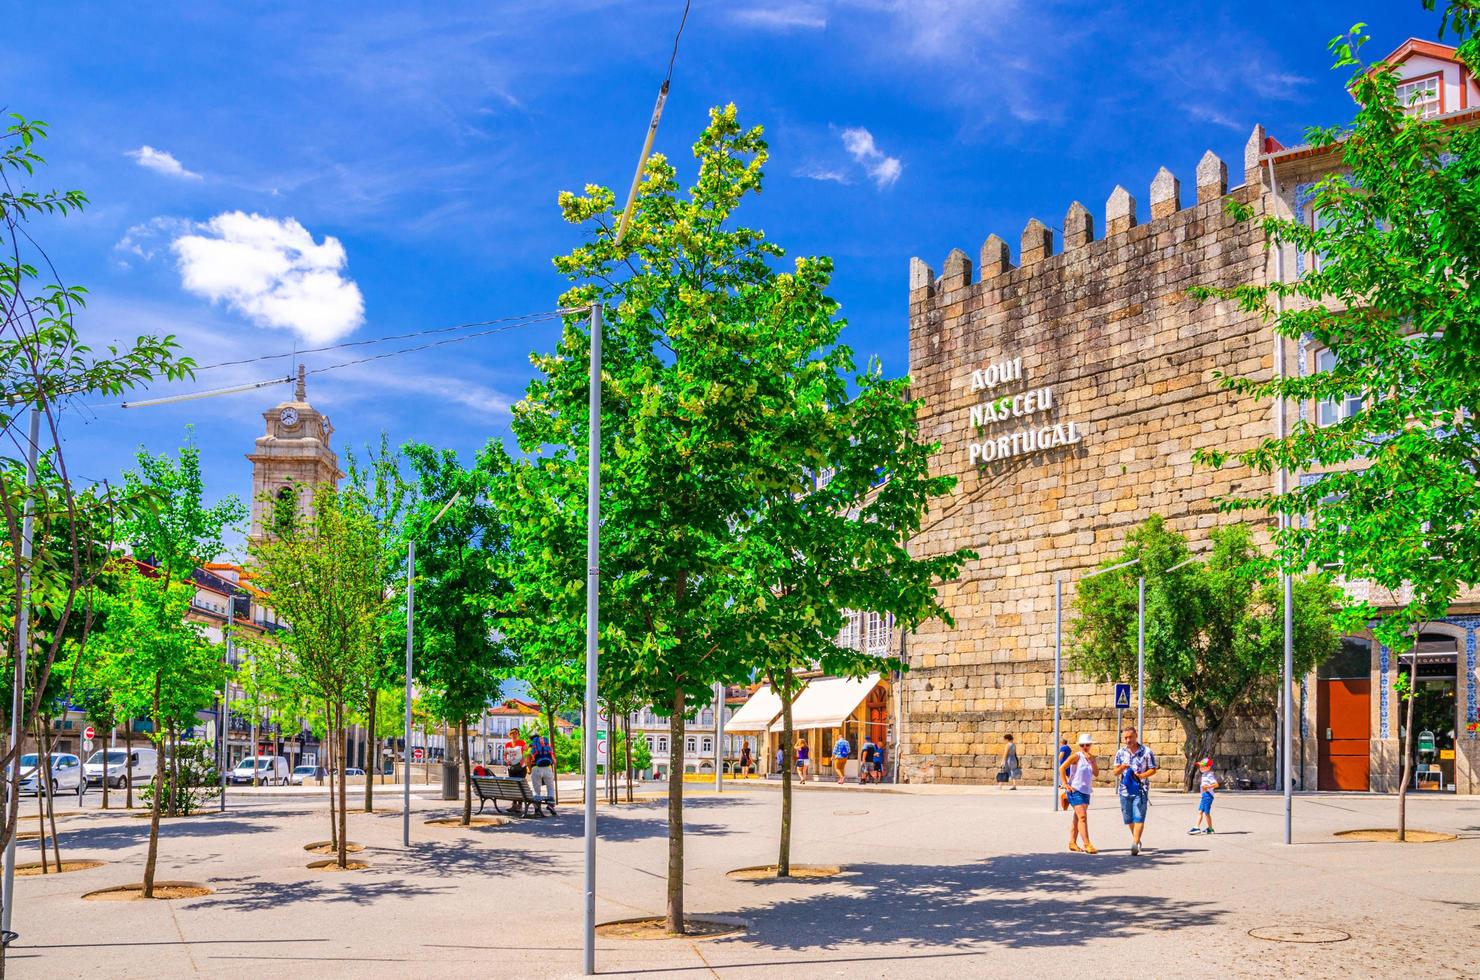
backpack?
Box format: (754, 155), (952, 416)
(531, 736), (554, 766)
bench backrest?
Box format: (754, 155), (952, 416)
(472, 775), (533, 800)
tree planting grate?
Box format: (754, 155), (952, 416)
(1248, 926), (1350, 944)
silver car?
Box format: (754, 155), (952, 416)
(15, 753), (84, 796)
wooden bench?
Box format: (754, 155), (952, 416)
(471, 775), (553, 817)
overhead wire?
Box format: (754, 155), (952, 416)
(192, 307), (586, 373)
(102, 306), (576, 410)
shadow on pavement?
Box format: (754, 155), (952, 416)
(722, 848), (1220, 953)
(182, 876), (452, 911)
(378, 840), (560, 879)
(56, 819), (276, 851)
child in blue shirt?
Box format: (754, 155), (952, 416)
(1189, 757), (1219, 835)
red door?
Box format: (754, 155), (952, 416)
(1318, 679), (1370, 791)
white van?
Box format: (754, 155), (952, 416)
(84, 747), (158, 789)
(229, 755), (290, 786)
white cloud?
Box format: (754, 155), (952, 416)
(127, 146), (202, 181)
(840, 127), (902, 189)
(798, 165), (851, 184)
(171, 212), (365, 344)
(731, 3), (827, 30)
(1185, 104), (1244, 131)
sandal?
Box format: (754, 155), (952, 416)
(1068, 842), (1081, 852)
(1083, 844), (1098, 854)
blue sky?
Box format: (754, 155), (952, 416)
(8, 0), (1442, 555)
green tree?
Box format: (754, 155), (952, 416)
(525, 106), (892, 931)
(344, 435), (411, 811)
(94, 569), (226, 892)
(110, 440), (241, 895)
(250, 484), (388, 867)
(1071, 517), (1340, 788)
(1191, 14), (1480, 835)
(0, 115), (189, 907)
(729, 371), (971, 876)
(403, 442), (515, 825)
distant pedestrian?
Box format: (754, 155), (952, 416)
(796, 742), (810, 783)
(860, 738), (879, 784)
(999, 734), (1021, 790)
(739, 743), (753, 776)
(1189, 757), (1219, 835)
(831, 735), (851, 784)
(1113, 726), (1158, 855)
(527, 733), (557, 816)
(775, 746), (784, 774)
(1059, 733), (1098, 853)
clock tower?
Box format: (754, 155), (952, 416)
(246, 365), (343, 541)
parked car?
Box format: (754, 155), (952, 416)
(289, 764), (318, 785)
(15, 753), (84, 796)
(228, 755), (290, 786)
(341, 767), (366, 778)
(83, 747), (158, 789)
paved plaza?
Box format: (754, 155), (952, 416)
(8, 784), (1480, 979)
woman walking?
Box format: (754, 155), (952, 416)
(1000, 734), (1022, 790)
(1059, 733), (1099, 853)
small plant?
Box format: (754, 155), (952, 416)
(139, 739), (221, 816)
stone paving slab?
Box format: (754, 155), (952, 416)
(8, 787), (1480, 978)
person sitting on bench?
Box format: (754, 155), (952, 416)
(508, 755), (531, 816)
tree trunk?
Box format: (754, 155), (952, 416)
(543, 706), (560, 804)
(461, 719), (473, 826)
(666, 687), (686, 934)
(1176, 715), (1222, 792)
(124, 722), (135, 809)
(364, 687), (377, 812)
(167, 723), (179, 817)
(337, 703), (349, 868)
(624, 711), (633, 804)
(42, 720), (61, 869)
(1398, 641), (1419, 842)
(776, 668), (795, 878)
(33, 719), (49, 875)
(142, 675), (164, 899)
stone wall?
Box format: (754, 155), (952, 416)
(901, 131), (1285, 787)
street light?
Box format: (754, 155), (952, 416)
(402, 490), (461, 848)
(1052, 556), (1140, 812)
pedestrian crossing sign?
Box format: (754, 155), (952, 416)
(1114, 684), (1132, 710)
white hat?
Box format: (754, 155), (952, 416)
(1077, 733), (1094, 746)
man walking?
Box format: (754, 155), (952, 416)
(831, 733), (851, 784)
(1112, 726), (1157, 855)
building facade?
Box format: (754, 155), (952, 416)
(899, 39), (1480, 794)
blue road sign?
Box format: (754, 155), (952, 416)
(1114, 683), (1132, 710)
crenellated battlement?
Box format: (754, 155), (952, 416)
(909, 124), (1267, 306)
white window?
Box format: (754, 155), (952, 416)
(686, 737), (696, 753)
(645, 736), (654, 751)
(838, 612), (860, 650)
(866, 612), (891, 651)
(701, 737), (713, 754)
(657, 737), (668, 753)
(1395, 76), (1441, 119)
(699, 709), (713, 727)
(1315, 349), (1362, 426)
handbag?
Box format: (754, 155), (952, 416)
(995, 768), (1010, 783)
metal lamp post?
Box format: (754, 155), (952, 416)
(402, 490), (462, 848)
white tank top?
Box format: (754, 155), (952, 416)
(1068, 753), (1094, 793)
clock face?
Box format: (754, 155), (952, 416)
(280, 408), (299, 427)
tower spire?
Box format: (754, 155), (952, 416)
(295, 364), (306, 402)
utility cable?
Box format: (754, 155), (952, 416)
(615, 0), (694, 246)
(192, 307), (585, 373)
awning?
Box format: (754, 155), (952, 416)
(769, 674), (880, 732)
(724, 685), (786, 734)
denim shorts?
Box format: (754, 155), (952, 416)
(1198, 791), (1214, 814)
(1120, 792), (1148, 825)
(1066, 790), (1090, 807)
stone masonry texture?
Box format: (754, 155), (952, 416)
(902, 164), (1278, 788)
